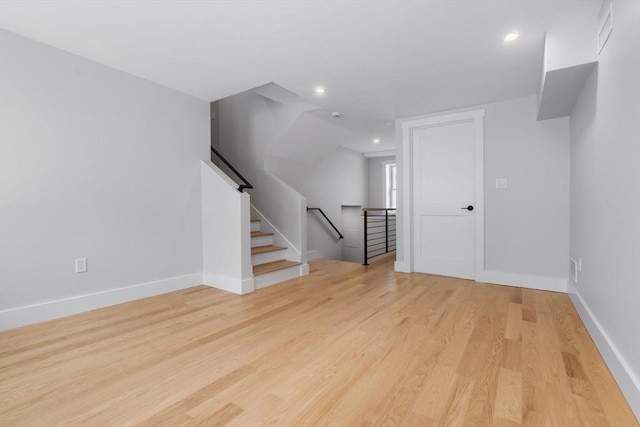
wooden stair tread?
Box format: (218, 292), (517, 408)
(250, 219), (260, 223)
(251, 231), (273, 237)
(253, 260), (301, 275)
(251, 245), (287, 255)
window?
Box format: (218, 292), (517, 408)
(384, 162), (397, 209)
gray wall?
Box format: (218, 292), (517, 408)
(483, 95), (570, 278)
(569, 0), (640, 411)
(0, 31), (209, 320)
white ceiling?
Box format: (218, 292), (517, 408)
(0, 0), (600, 154)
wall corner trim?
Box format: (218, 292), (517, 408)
(0, 272), (202, 331)
(568, 291), (640, 420)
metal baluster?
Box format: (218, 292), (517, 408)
(363, 210), (368, 265)
(385, 209), (389, 254)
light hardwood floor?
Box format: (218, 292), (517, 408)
(0, 257), (637, 426)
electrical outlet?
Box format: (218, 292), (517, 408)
(495, 178), (508, 189)
(570, 257), (578, 283)
(75, 258), (87, 273)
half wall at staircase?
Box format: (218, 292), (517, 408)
(201, 160), (253, 294)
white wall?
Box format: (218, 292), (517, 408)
(569, 0), (640, 415)
(368, 156), (395, 209)
(0, 30), (209, 329)
(201, 161), (253, 294)
(268, 147), (368, 260)
(396, 95), (570, 288)
(544, 15), (597, 72)
(538, 13), (598, 122)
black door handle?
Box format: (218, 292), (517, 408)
(461, 205), (474, 211)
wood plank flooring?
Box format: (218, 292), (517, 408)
(0, 257), (637, 426)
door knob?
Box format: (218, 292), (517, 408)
(461, 205), (474, 211)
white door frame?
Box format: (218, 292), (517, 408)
(395, 109), (485, 277)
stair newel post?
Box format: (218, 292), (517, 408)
(363, 210), (368, 266)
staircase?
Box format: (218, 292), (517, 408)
(250, 219), (302, 289)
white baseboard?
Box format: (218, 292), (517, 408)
(0, 272), (202, 331)
(300, 263), (310, 276)
(306, 250), (321, 261)
(477, 270), (567, 293)
(203, 271), (255, 295)
(568, 290), (640, 420)
(394, 260), (411, 273)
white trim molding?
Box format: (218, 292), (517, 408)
(0, 273), (202, 331)
(568, 290), (640, 419)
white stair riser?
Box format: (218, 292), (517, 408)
(252, 249), (287, 265)
(254, 265), (302, 289)
(250, 221), (261, 232)
(251, 235), (273, 248)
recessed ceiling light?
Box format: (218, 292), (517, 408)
(503, 32), (520, 42)
(314, 86), (326, 95)
(373, 138), (381, 144)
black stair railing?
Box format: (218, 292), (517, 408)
(307, 207), (344, 240)
(211, 147), (253, 192)
(363, 208), (396, 265)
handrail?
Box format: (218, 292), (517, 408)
(211, 147), (254, 192)
(363, 208), (396, 265)
(307, 207), (344, 240)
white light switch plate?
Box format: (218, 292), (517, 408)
(496, 178), (508, 189)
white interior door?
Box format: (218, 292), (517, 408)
(412, 120), (476, 279)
